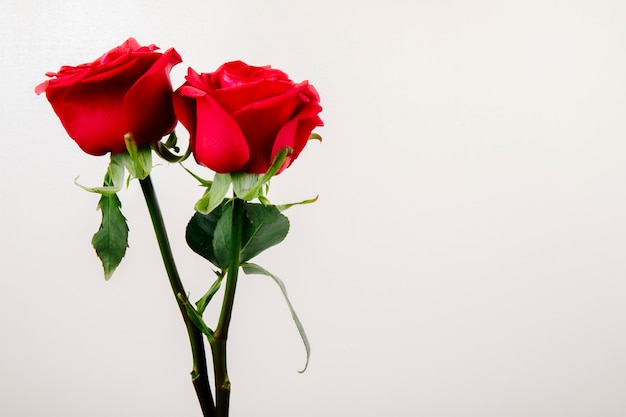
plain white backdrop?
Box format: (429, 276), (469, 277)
(2, 0), (626, 416)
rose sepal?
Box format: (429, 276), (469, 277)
(275, 195), (319, 212)
(308, 132), (322, 142)
(193, 172), (232, 215)
(74, 156), (125, 195)
(115, 133), (153, 181)
(152, 131), (192, 163)
(232, 146), (292, 201)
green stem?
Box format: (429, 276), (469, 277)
(139, 175), (216, 417)
(213, 197), (245, 417)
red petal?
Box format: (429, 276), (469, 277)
(271, 103), (323, 173)
(233, 88), (303, 173)
(55, 79), (132, 155)
(173, 86), (198, 142)
(193, 94), (250, 173)
(123, 48), (182, 145)
(211, 79), (293, 113)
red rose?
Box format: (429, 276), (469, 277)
(173, 61), (323, 174)
(36, 38), (182, 155)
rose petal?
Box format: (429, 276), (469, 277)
(124, 48), (182, 145)
(55, 79), (133, 155)
(270, 102), (323, 173)
(185, 67), (216, 92)
(211, 79), (293, 114)
(193, 93), (250, 173)
(230, 87), (306, 172)
(215, 61), (289, 87)
(173, 87), (198, 142)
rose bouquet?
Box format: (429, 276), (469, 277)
(36, 38), (323, 417)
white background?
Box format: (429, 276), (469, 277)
(2, 0), (626, 416)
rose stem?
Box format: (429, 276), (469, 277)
(213, 197), (245, 417)
(139, 175), (216, 417)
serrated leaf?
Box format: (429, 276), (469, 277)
(242, 262), (310, 373)
(92, 190), (129, 280)
(186, 199), (229, 268)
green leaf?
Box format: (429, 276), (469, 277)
(242, 262), (311, 373)
(240, 204), (289, 263)
(186, 199), (229, 268)
(188, 201), (290, 269)
(194, 173), (232, 214)
(91, 177), (129, 280)
(212, 203), (234, 269)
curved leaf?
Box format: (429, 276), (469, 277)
(241, 262), (310, 373)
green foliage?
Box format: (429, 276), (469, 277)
(239, 203), (289, 263)
(91, 166), (129, 280)
(212, 204), (234, 269)
(186, 200), (290, 270)
(186, 199), (229, 267)
(241, 263), (311, 373)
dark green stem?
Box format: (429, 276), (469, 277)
(139, 175), (216, 417)
(213, 197), (245, 417)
